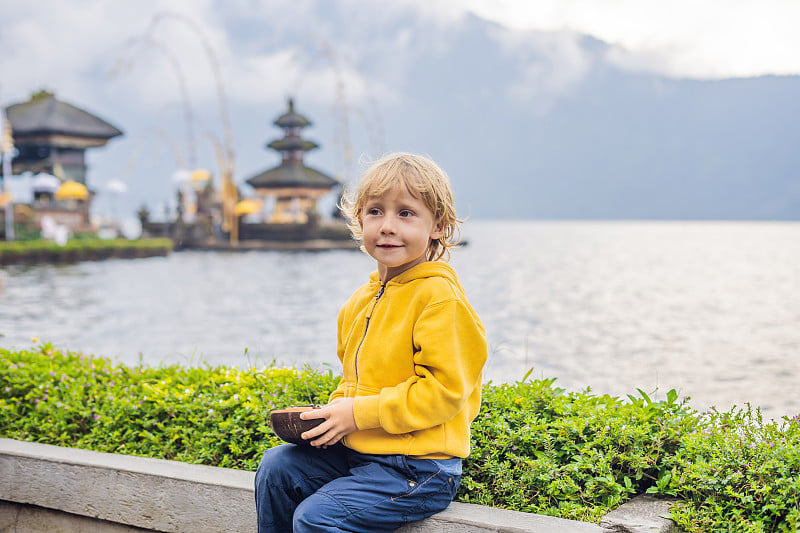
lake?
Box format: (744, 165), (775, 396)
(2, 221), (799, 418)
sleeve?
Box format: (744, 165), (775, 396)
(328, 382), (346, 403)
(352, 298), (487, 433)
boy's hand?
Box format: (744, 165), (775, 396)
(300, 398), (357, 448)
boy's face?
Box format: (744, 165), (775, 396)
(360, 183), (443, 282)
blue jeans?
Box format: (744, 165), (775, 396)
(254, 443), (461, 532)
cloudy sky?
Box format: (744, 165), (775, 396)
(465, 0), (800, 78)
(1, 0), (798, 219)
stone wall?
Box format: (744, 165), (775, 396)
(0, 438), (676, 532)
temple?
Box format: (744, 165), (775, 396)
(5, 90), (122, 183)
(245, 98), (338, 224)
(138, 97), (354, 250)
(2, 90), (123, 235)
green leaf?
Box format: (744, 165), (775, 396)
(636, 388), (652, 405)
(666, 389), (678, 405)
(520, 367), (534, 384)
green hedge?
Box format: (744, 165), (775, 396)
(0, 238), (173, 264)
(1, 345), (798, 530)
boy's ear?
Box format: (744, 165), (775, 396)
(430, 223), (445, 240)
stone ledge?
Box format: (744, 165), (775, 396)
(0, 438), (255, 532)
(599, 494), (681, 533)
(0, 438), (677, 532)
(0, 500), (151, 532)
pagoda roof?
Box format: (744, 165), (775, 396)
(267, 135), (318, 152)
(273, 98), (311, 129)
(246, 161), (338, 190)
(6, 91), (123, 140)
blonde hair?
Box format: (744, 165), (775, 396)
(341, 152), (462, 262)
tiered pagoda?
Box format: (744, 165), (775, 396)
(245, 98), (338, 223)
(2, 91), (123, 234)
(5, 90), (123, 183)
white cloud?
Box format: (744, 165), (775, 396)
(3, 0), (798, 114)
(489, 27), (592, 111)
(454, 0), (800, 78)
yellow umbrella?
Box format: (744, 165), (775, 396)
(55, 180), (89, 200)
(234, 198), (263, 216)
(191, 168), (211, 183)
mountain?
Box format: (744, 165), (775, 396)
(361, 13), (800, 220)
(78, 5), (800, 221)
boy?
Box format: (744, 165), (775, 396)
(255, 153), (487, 532)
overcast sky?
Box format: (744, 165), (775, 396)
(3, 0), (798, 101)
(1, 0), (798, 218)
(464, 0), (800, 78)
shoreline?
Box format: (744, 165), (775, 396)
(0, 238), (172, 265)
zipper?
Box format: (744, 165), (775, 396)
(353, 283), (386, 383)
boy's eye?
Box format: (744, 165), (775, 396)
(366, 208), (381, 216)
(399, 210), (413, 217)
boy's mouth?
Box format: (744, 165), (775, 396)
(377, 243), (402, 249)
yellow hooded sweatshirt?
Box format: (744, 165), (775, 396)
(329, 261), (487, 459)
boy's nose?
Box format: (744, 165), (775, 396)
(380, 216), (396, 234)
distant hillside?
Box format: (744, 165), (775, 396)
(361, 13), (800, 220)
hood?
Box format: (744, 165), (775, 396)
(368, 261), (461, 288)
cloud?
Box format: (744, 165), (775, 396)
(455, 0), (800, 79)
(488, 26), (593, 112)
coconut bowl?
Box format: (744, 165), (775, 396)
(269, 405), (323, 445)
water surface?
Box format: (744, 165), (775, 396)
(2, 221), (798, 417)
